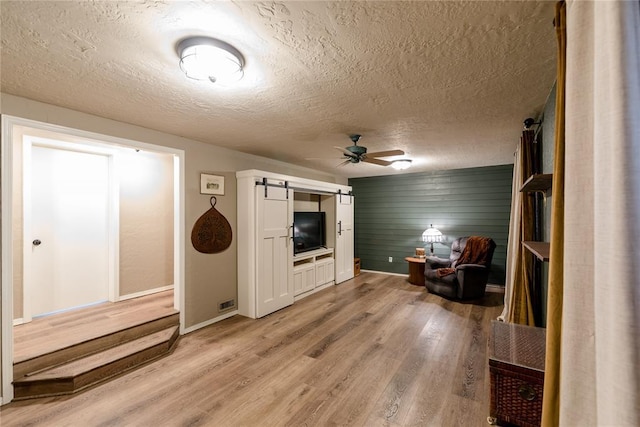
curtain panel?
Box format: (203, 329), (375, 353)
(553, 0), (640, 424)
(506, 130), (536, 326)
(499, 146), (522, 322)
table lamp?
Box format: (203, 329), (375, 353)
(422, 224), (443, 256)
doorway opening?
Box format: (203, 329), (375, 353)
(1, 115), (186, 403)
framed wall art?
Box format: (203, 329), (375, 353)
(200, 173), (225, 195)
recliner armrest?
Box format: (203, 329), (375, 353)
(425, 256), (451, 269)
(455, 263), (487, 271)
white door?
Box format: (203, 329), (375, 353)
(255, 183), (293, 317)
(335, 195), (354, 284)
(27, 145), (110, 318)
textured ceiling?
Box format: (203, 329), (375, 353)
(1, 1), (556, 178)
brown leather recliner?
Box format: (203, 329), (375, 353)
(424, 236), (496, 300)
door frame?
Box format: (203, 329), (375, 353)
(1, 115), (186, 404)
(22, 137), (118, 323)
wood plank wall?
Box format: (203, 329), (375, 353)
(348, 165), (513, 285)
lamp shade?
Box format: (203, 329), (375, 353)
(422, 225), (443, 243)
(178, 37), (244, 84)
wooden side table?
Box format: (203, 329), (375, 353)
(404, 256), (426, 286)
(488, 320), (546, 427)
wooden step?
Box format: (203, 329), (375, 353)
(14, 312), (179, 379)
(13, 325), (179, 400)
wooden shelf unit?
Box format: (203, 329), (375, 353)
(520, 173), (553, 193)
(522, 241), (550, 262)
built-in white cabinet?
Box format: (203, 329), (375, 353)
(237, 170), (354, 318)
(293, 247), (335, 299)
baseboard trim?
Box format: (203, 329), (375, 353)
(118, 285), (174, 301)
(360, 269), (408, 277)
(486, 284), (505, 293)
(183, 309), (238, 335)
(294, 281), (335, 301)
(13, 318), (24, 326)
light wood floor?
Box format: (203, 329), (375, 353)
(1, 272), (503, 426)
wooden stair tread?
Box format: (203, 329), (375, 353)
(13, 312), (179, 377)
(16, 326), (178, 382)
(12, 291), (181, 400)
(14, 290), (177, 363)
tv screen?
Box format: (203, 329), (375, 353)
(293, 211), (326, 254)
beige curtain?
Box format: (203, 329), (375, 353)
(553, 0), (640, 424)
(506, 130), (536, 326)
(499, 146), (522, 321)
(542, 1), (565, 425)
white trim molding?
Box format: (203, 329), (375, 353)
(182, 310), (238, 335)
(118, 285), (174, 302)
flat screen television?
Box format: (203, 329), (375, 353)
(293, 211), (326, 254)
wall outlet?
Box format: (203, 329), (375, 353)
(388, 256), (393, 262)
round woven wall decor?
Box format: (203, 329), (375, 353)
(191, 196), (233, 253)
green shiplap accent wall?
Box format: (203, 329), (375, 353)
(348, 165), (513, 285)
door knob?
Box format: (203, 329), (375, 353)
(32, 239), (42, 246)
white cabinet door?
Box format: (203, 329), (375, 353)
(325, 259), (335, 283)
(316, 259), (335, 286)
(293, 264), (315, 296)
(303, 266), (315, 293)
(335, 195), (354, 284)
(255, 185), (293, 317)
(293, 268), (304, 296)
(316, 261), (326, 287)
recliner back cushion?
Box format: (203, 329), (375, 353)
(449, 236), (468, 267)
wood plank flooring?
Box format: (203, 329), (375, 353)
(1, 273), (504, 426)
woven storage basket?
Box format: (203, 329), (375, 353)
(490, 361), (544, 427)
(489, 321), (545, 427)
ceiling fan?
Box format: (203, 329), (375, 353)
(335, 134), (404, 167)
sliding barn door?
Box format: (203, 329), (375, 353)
(255, 183), (293, 317)
(335, 194), (354, 284)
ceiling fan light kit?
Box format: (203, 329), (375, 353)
(391, 159), (412, 170)
(177, 36), (244, 84)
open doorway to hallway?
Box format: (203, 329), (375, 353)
(1, 115), (185, 403)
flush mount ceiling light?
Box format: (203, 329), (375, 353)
(177, 36), (244, 84)
(391, 159), (412, 170)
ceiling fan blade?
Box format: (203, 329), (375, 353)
(365, 149), (404, 158)
(334, 146), (357, 157)
(362, 157), (392, 166)
(336, 159), (352, 167)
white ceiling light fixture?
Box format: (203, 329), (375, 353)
(177, 36), (244, 84)
(391, 159), (412, 170)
